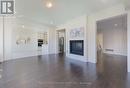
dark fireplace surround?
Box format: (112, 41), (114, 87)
(70, 40), (84, 56)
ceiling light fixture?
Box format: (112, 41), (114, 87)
(101, 0), (108, 3)
(46, 1), (53, 8)
(114, 24), (118, 27)
(22, 25), (25, 28)
(50, 21), (54, 24)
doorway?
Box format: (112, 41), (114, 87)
(96, 14), (127, 63)
(57, 29), (66, 54)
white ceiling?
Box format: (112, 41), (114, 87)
(15, 0), (124, 26)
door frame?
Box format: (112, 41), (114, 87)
(95, 13), (128, 64)
(56, 29), (66, 54)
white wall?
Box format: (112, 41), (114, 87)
(12, 28), (37, 52)
(11, 21), (56, 59)
(11, 19), (53, 59)
(11, 26), (38, 59)
(0, 17), (56, 61)
(103, 27), (127, 56)
(48, 28), (57, 54)
(128, 11), (130, 72)
(0, 17), (16, 61)
(0, 17), (3, 62)
(57, 15), (88, 62)
(4, 17), (15, 61)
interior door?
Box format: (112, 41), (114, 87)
(59, 37), (64, 53)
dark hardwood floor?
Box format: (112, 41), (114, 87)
(0, 53), (130, 88)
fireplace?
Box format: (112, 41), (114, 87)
(70, 40), (84, 56)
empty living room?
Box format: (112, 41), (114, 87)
(0, 0), (130, 88)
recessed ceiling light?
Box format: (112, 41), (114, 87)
(114, 24), (118, 27)
(101, 0), (108, 3)
(46, 1), (53, 8)
(50, 21), (54, 24)
(22, 25), (25, 28)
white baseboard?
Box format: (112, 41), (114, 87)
(103, 52), (127, 56)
